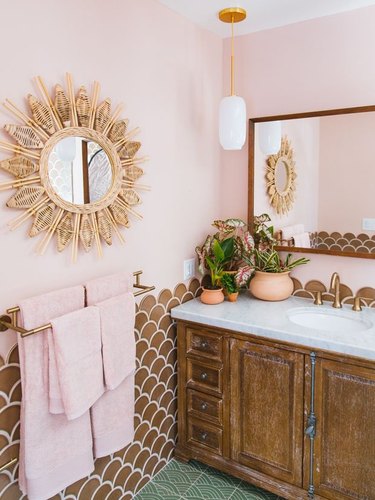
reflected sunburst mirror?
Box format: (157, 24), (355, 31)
(265, 135), (296, 215)
(0, 73), (149, 260)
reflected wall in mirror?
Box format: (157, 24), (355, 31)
(248, 106), (375, 259)
(49, 136), (112, 204)
(0, 74), (148, 260)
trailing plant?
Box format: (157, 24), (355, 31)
(221, 273), (239, 294)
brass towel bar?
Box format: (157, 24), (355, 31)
(0, 270), (154, 338)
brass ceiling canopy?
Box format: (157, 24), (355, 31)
(219, 7), (247, 24)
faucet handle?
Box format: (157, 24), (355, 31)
(313, 290), (323, 306)
(352, 296), (363, 312)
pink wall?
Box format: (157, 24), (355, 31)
(318, 112), (375, 234)
(0, 0), (222, 357)
(221, 5), (375, 290)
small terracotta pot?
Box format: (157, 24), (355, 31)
(227, 292), (239, 302)
(249, 271), (293, 301)
(200, 287), (225, 305)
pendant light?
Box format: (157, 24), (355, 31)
(258, 121), (282, 155)
(219, 7), (247, 151)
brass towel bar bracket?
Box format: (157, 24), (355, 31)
(0, 270), (154, 338)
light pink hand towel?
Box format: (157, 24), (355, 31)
(49, 307), (105, 420)
(84, 271), (133, 303)
(17, 286), (94, 500)
(90, 371), (135, 458)
(86, 274), (135, 458)
(95, 293), (135, 390)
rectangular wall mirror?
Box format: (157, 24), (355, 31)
(248, 105), (375, 260)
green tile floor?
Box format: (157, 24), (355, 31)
(134, 459), (285, 499)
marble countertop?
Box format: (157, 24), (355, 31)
(171, 294), (375, 361)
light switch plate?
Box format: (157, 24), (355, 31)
(362, 218), (375, 231)
(183, 258), (195, 281)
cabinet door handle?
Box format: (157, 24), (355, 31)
(200, 372), (208, 381)
(200, 402), (208, 411)
(200, 340), (208, 349)
(200, 431), (208, 441)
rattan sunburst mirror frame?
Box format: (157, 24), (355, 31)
(0, 73), (148, 260)
(265, 135), (296, 215)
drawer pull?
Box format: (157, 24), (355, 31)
(200, 431), (208, 441)
(200, 372), (208, 381)
(200, 402), (208, 411)
(200, 340), (208, 349)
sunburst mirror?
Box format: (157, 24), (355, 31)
(0, 73), (148, 260)
(265, 135), (296, 215)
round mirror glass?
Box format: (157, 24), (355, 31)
(48, 136), (113, 205)
(275, 158), (289, 193)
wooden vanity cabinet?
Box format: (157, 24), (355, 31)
(230, 339), (305, 487)
(312, 358), (375, 500)
(175, 320), (375, 500)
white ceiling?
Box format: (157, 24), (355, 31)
(156, 0), (375, 37)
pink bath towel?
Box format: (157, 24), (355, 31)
(17, 286), (94, 500)
(49, 307), (105, 420)
(86, 273), (135, 457)
(95, 293), (135, 390)
(84, 271), (133, 303)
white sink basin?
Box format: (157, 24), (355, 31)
(287, 307), (373, 333)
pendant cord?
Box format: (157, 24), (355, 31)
(230, 15), (234, 96)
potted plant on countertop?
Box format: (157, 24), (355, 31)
(200, 239), (226, 305)
(221, 273), (239, 302)
(242, 214), (310, 301)
(195, 218), (254, 276)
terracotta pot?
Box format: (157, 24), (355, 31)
(200, 287), (225, 305)
(249, 271), (293, 301)
(227, 292), (239, 302)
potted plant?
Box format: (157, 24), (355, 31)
(195, 218), (254, 276)
(221, 273), (239, 302)
(242, 214), (309, 301)
(200, 239), (226, 305)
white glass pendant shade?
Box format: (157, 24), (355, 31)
(219, 95), (247, 150)
(258, 121), (281, 155)
(56, 136), (77, 162)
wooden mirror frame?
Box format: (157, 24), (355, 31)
(0, 74), (148, 261)
(248, 105), (375, 260)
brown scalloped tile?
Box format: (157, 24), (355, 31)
(142, 428), (159, 450)
(135, 311), (149, 332)
(158, 288), (173, 306)
(291, 277), (303, 291)
(150, 358), (165, 377)
(134, 422), (150, 442)
(122, 442), (142, 466)
(142, 402), (159, 423)
(150, 331), (166, 350)
(182, 291), (195, 303)
(159, 389), (174, 409)
(141, 350), (158, 370)
(135, 394), (149, 415)
(150, 383), (166, 403)
(159, 339), (175, 359)
(151, 408), (167, 429)
(138, 295), (157, 314)
(0, 406), (21, 435)
(7, 347), (19, 365)
(124, 469), (143, 494)
(1, 483), (23, 500)
(0, 364), (21, 394)
(92, 482), (113, 499)
(103, 459), (123, 483)
(150, 305), (166, 324)
(140, 322), (158, 343)
(189, 278), (201, 294)
(305, 280), (327, 292)
(77, 477), (101, 499)
(357, 287), (375, 300)
(165, 297), (180, 312)
(151, 435), (167, 456)
(133, 449), (151, 470)
(134, 475), (150, 494)
(64, 476), (88, 495)
(158, 314), (172, 331)
(141, 376), (159, 396)
(10, 383), (21, 403)
(106, 487), (124, 500)
(173, 283), (188, 300)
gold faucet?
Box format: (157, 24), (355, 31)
(330, 272), (342, 308)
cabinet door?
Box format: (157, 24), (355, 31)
(314, 359), (375, 500)
(230, 339), (304, 486)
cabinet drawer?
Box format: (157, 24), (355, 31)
(187, 417), (223, 455)
(187, 389), (222, 425)
(187, 359), (222, 395)
(186, 327), (223, 361)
